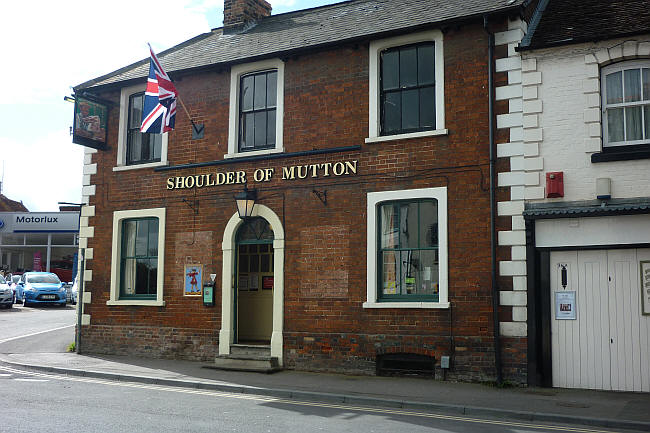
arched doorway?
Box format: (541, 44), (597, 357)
(219, 205), (285, 365)
(235, 217), (274, 343)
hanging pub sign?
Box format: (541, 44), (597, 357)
(72, 95), (109, 150)
(641, 261), (650, 315)
(555, 291), (577, 320)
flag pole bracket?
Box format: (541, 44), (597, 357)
(191, 122), (204, 140)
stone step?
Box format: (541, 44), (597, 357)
(209, 356), (281, 373)
(230, 344), (271, 357)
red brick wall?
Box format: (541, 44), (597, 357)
(82, 19), (526, 383)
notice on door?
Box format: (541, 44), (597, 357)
(555, 291), (577, 320)
(641, 261), (650, 315)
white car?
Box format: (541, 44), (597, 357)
(0, 276), (13, 308)
(70, 277), (78, 305)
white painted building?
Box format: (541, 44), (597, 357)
(496, 0), (650, 391)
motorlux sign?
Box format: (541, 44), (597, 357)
(0, 212), (79, 233)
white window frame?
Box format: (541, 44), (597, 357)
(601, 60), (650, 148)
(114, 84), (169, 171)
(364, 187), (449, 309)
(227, 59), (285, 159)
(108, 207), (166, 306)
(366, 30), (447, 144)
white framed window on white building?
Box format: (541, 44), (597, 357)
(114, 84), (169, 172)
(227, 59), (285, 159)
(108, 208), (166, 306)
(366, 30), (447, 144)
(601, 61), (650, 148)
(364, 187), (449, 309)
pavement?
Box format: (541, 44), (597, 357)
(1, 352), (649, 432)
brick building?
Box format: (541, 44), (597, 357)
(73, 0), (535, 383)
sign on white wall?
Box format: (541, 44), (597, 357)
(555, 291), (577, 320)
(0, 212), (79, 233)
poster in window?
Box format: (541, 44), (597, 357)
(238, 275), (248, 291)
(72, 96), (108, 150)
(262, 276), (274, 290)
(641, 261), (650, 315)
(184, 264), (203, 297)
(249, 273), (259, 291)
(555, 291), (576, 320)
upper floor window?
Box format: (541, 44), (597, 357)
(602, 61), (650, 148)
(239, 70), (277, 152)
(380, 43), (436, 136)
(127, 93), (162, 165)
(115, 84), (168, 171)
(228, 59), (284, 159)
(367, 30), (446, 144)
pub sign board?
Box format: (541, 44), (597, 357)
(73, 96), (108, 150)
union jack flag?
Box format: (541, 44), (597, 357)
(140, 44), (177, 133)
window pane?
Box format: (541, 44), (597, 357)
(152, 134), (162, 160)
(123, 220), (137, 258)
(254, 111), (267, 146)
(420, 200), (438, 247)
(261, 254), (270, 273)
(267, 109), (276, 145)
(401, 89), (419, 130)
(418, 249), (439, 299)
(399, 47), (417, 88)
(419, 86), (435, 129)
(241, 113), (255, 149)
(399, 202), (419, 249)
(381, 251), (398, 295)
(128, 131), (142, 163)
(148, 219), (159, 256)
(250, 254), (259, 272)
(645, 106), (650, 139)
(607, 108), (624, 143)
(129, 94), (143, 129)
(626, 106), (643, 141)
(403, 250), (420, 295)
(643, 69), (650, 101)
(148, 259), (158, 295)
(266, 72), (277, 108)
(380, 204), (398, 249)
(606, 71), (623, 104)
(122, 258), (136, 295)
(135, 220), (148, 256)
(417, 44), (435, 86)
(254, 73), (267, 110)
(135, 258), (151, 295)
(239, 254), (249, 273)
(141, 134), (152, 161)
(381, 49), (399, 90)
(624, 69), (641, 102)
(241, 75), (254, 111)
(383, 92), (401, 134)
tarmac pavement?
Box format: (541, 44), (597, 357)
(1, 352), (649, 432)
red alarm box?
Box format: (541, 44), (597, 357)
(546, 172), (564, 198)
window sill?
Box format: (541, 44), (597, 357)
(591, 149), (650, 163)
(224, 147), (284, 159)
(106, 299), (165, 307)
(363, 301), (450, 309)
(365, 129), (448, 144)
(113, 161), (169, 172)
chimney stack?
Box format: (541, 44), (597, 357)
(223, 0), (272, 33)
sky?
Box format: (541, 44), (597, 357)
(0, 0), (342, 212)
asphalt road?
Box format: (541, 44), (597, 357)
(0, 365), (638, 433)
(0, 307), (643, 433)
(0, 303), (75, 353)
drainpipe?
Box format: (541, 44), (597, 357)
(484, 14), (503, 385)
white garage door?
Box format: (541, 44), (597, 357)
(550, 249), (650, 392)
